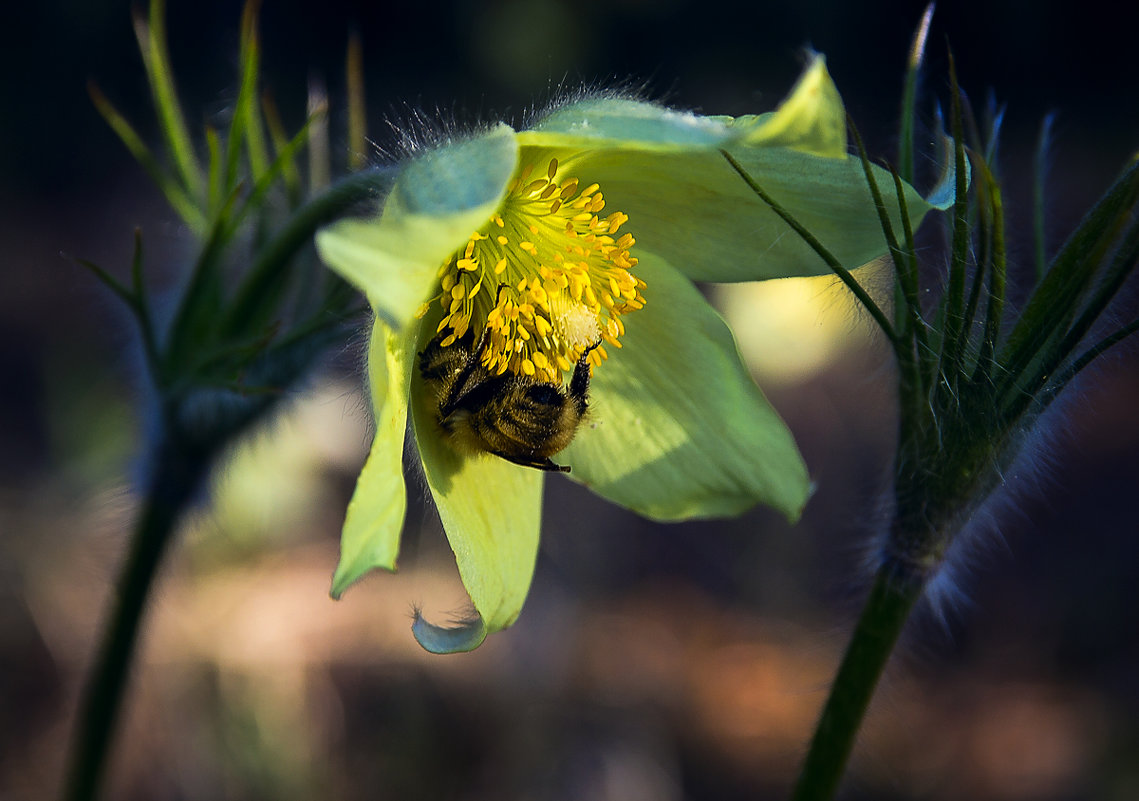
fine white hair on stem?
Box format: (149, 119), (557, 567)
(873, 377), (1075, 638)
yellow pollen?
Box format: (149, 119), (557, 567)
(428, 156), (646, 384)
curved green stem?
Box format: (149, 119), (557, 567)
(63, 437), (211, 801)
(790, 561), (925, 801)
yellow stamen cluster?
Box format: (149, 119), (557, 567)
(422, 157), (646, 383)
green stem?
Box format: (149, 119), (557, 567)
(790, 560), (925, 801)
(63, 436), (211, 801)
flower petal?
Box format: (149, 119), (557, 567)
(315, 124), (520, 329)
(561, 252), (811, 521)
(518, 57), (937, 283)
(523, 97), (733, 149)
(330, 319), (413, 598)
(521, 54), (844, 156)
(409, 364), (544, 652)
(552, 144), (931, 283)
(709, 143), (934, 277)
(739, 54), (847, 158)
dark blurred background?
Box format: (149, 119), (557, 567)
(3, 1), (1139, 799)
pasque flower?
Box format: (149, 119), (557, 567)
(316, 57), (944, 652)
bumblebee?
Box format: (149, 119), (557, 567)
(418, 329), (597, 473)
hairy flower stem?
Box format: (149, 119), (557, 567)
(64, 162), (390, 801)
(790, 424), (1010, 801)
(790, 406), (1017, 801)
(791, 558), (924, 801)
(63, 435), (212, 801)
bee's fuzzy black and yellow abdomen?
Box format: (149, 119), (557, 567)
(418, 330), (595, 473)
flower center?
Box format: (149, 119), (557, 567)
(421, 157), (645, 383)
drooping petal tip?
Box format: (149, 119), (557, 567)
(412, 609), (488, 654)
(742, 54), (847, 158)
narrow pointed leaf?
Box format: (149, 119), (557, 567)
(261, 93), (303, 205)
(721, 149), (897, 342)
(237, 1), (269, 181)
(134, 0), (204, 200)
(899, 3), (935, 182)
(998, 159), (1139, 390)
(1033, 114), (1056, 279)
(347, 32), (367, 171)
(76, 258), (136, 310)
(89, 81), (205, 231)
(226, 167), (396, 339)
(205, 126), (224, 220)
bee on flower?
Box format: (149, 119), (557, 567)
(415, 156), (643, 474)
(316, 56), (945, 652)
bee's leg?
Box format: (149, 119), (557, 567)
(440, 325), (496, 417)
(444, 285), (517, 414)
(471, 323), (493, 361)
(494, 283), (510, 304)
(567, 339), (603, 416)
(458, 284), (509, 380)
